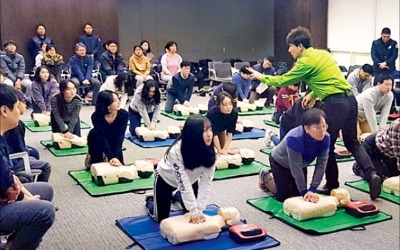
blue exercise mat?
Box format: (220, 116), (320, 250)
(125, 134), (176, 148)
(125, 129), (265, 148)
(116, 204), (280, 250)
(233, 128), (265, 140)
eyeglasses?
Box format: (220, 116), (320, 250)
(309, 124), (329, 132)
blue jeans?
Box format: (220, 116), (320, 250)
(26, 145), (40, 160)
(128, 108), (153, 137)
(12, 158), (52, 182)
(164, 92), (179, 113)
(271, 134), (280, 146)
(0, 182), (55, 250)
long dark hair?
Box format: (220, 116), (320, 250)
(114, 72), (129, 93)
(140, 40), (151, 53)
(33, 66), (51, 83)
(56, 80), (76, 117)
(141, 79), (161, 105)
(165, 115), (216, 170)
(96, 90), (116, 115)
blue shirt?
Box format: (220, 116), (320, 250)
(79, 34), (101, 56)
(0, 136), (14, 199)
(69, 54), (94, 82)
(232, 72), (251, 100)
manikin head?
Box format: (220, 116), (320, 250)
(218, 207), (240, 226)
(330, 188), (351, 206)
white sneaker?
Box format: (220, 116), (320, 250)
(264, 129), (272, 147)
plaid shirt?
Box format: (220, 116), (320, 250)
(376, 118), (400, 170)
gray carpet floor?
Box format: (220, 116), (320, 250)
(21, 93), (399, 250)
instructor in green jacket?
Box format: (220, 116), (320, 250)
(248, 26), (381, 200)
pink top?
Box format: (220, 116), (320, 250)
(161, 53), (182, 76)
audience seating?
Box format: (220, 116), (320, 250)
(208, 62), (232, 86)
(9, 151), (42, 182)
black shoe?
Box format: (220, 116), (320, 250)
(145, 195), (154, 216)
(316, 185), (331, 195)
(352, 163), (361, 176)
(368, 174), (381, 200)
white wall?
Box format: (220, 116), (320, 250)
(328, 0), (399, 69)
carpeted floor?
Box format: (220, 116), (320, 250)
(22, 93), (400, 250)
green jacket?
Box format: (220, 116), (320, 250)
(260, 47), (351, 100)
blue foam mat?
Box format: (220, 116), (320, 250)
(116, 204), (280, 250)
(125, 134), (176, 148)
(233, 128), (265, 140)
(125, 129), (265, 148)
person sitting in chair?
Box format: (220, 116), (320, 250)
(0, 84), (55, 250)
(69, 43), (101, 105)
(4, 90), (52, 182)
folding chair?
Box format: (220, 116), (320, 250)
(209, 62), (233, 86)
(233, 61), (250, 72)
(9, 151), (42, 182)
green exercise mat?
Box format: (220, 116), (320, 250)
(247, 196), (392, 234)
(376, 117), (392, 125)
(40, 140), (125, 157)
(213, 160), (270, 180)
(238, 107), (274, 116)
(263, 119), (280, 128)
(68, 170), (153, 197)
(345, 180), (400, 204)
(260, 148), (355, 165)
(336, 140), (345, 147)
(23, 120), (91, 132)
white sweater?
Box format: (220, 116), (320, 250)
(356, 86), (393, 132)
(100, 75), (128, 109)
(157, 141), (215, 215)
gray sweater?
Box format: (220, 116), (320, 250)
(347, 68), (373, 96)
(129, 84), (161, 126)
(356, 86), (393, 132)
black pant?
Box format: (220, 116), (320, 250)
(151, 170), (198, 222)
(322, 95), (375, 189)
(50, 115), (81, 136)
(356, 133), (399, 179)
(87, 128), (124, 165)
(269, 156), (307, 202)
